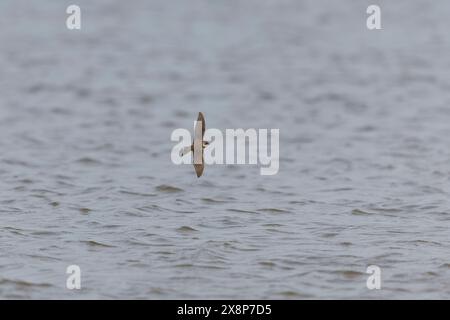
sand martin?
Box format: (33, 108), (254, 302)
(180, 112), (210, 177)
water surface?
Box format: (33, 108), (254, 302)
(1, 0), (450, 299)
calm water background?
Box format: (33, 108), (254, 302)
(1, 0), (450, 299)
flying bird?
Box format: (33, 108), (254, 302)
(180, 112), (209, 177)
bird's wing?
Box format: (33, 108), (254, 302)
(196, 112), (205, 138)
(193, 112), (204, 164)
(194, 157), (204, 177)
(193, 112), (205, 177)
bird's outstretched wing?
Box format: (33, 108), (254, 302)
(193, 112), (204, 161)
(193, 112), (205, 177)
(194, 157), (204, 177)
(196, 112), (205, 138)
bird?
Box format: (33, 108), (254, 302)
(180, 112), (210, 177)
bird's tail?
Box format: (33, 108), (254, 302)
(180, 146), (192, 157)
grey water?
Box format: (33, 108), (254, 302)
(1, 0), (450, 299)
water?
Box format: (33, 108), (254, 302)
(1, 0), (450, 299)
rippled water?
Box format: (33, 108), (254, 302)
(1, 0), (450, 299)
